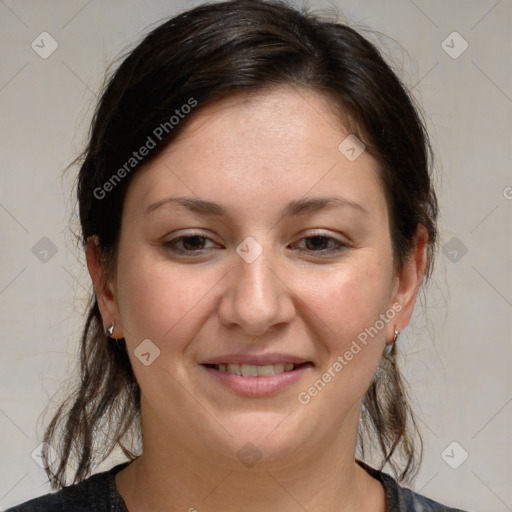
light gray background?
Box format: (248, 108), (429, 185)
(0, 1), (511, 510)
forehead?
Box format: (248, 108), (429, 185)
(171, 86), (350, 161)
(124, 86), (387, 223)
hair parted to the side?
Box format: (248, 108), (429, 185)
(42, 0), (437, 488)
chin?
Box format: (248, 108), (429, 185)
(209, 410), (311, 466)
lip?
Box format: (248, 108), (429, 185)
(200, 353), (311, 366)
(200, 361), (314, 398)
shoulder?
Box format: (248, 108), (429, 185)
(389, 480), (469, 512)
(357, 460), (470, 512)
(4, 462), (130, 512)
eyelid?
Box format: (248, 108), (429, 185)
(162, 228), (218, 242)
(161, 229), (349, 256)
(298, 228), (345, 239)
(290, 231), (348, 251)
(161, 230), (221, 252)
(292, 228), (349, 243)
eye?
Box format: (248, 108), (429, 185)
(291, 234), (347, 254)
(162, 233), (220, 254)
(162, 231), (347, 256)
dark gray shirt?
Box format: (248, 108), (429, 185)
(5, 461), (469, 511)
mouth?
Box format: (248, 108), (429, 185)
(200, 360), (314, 397)
(202, 362), (313, 377)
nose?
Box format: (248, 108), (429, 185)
(217, 238), (296, 337)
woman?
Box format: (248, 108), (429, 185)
(7, 0), (469, 510)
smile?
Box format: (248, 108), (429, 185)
(204, 362), (303, 377)
(200, 361), (313, 397)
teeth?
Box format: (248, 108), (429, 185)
(215, 362), (298, 376)
(227, 364), (241, 375)
(241, 364), (258, 377)
(271, 363), (284, 374)
(256, 364), (275, 377)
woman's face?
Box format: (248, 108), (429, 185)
(97, 86), (420, 467)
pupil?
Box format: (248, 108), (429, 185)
(307, 236), (327, 250)
(183, 236), (204, 250)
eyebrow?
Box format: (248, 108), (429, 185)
(145, 195), (369, 217)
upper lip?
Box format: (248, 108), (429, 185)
(201, 353), (312, 366)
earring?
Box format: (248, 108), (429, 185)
(392, 329), (399, 343)
(105, 321), (115, 338)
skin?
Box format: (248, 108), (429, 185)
(87, 85), (428, 512)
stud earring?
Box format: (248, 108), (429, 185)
(105, 321), (115, 338)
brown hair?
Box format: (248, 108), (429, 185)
(42, 0), (437, 488)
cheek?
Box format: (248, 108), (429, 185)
(306, 256), (393, 340)
(301, 254), (393, 394)
(115, 247), (215, 353)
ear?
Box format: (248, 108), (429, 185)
(388, 224), (429, 340)
(86, 236), (123, 339)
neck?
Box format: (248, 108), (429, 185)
(115, 403), (386, 512)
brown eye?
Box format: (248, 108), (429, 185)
(292, 235), (347, 254)
(304, 235), (330, 251)
(163, 234), (218, 254)
(179, 235), (207, 251)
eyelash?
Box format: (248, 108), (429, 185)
(162, 232), (348, 256)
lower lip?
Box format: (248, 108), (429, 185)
(201, 364), (312, 397)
